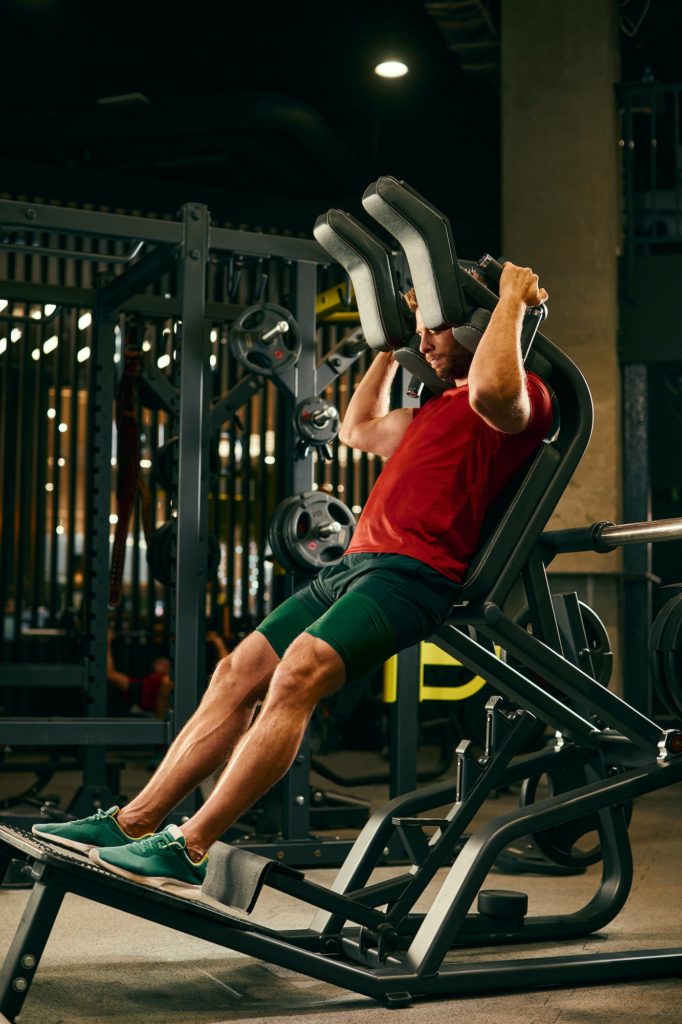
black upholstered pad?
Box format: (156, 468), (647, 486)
(313, 209), (412, 351)
(362, 176), (471, 330)
(203, 842), (304, 914)
(393, 345), (450, 394)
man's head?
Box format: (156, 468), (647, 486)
(403, 287), (474, 384)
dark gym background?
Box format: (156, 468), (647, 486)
(2, 4), (682, 1023)
(1, 0), (682, 818)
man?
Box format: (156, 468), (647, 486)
(34, 262), (553, 891)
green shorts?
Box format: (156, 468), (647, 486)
(256, 552), (459, 683)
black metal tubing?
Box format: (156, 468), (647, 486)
(77, 297), (118, 798)
(0, 200), (182, 246)
(0, 316), (14, 659)
(0, 665), (85, 688)
(541, 522), (614, 557)
(278, 260), (318, 843)
(0, 274), (244, 324)
(432, 623), (599, 746)
(0, 718), (169, 744)
(256, 376), (269, 624)
(97, 245), (177, 311)
(224, 837), (357, 868)
(309, 741), (593, 936)
(66, 309), (80, 613)
(316, 339), (366, 394)
(173, 205), (210, 808)
(389, 644), (420, 798)
(0, 877), (65, 1023)
(31, 319), (48, 626)
(209, 374), (263, 433)
(211, 226), (325, 263)
(366, 760), (633, 958)
(308, 777), (457, 935)
(553, 592), (596, 675)
(405, 755), (682, 975)
(383, 710), (540, 930)
(48, 309), (65, 628)
(0, 239), (144, 265)
(264, 870), (391, 931)
(522, 546), (563, 651)
(13, 319), (32, 661)
(622, 363), (653, 716)
(480, 616), (663, 751)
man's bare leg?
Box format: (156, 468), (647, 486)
(180, 632), (346, 859)
(115, 631), (280, 837)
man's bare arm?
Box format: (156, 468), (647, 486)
(467, 263), (548, 434)
(339, 350), (414, 458)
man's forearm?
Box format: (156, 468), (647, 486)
(467, 296), (526, 402)
(340, 351), (399, 438)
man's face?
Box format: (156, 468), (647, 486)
(415, 308), (473, 383)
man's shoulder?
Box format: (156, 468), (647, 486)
(525, 371), (555, 433)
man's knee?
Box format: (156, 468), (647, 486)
(268, 634), (346, 706)
(206, 631), (279, 703)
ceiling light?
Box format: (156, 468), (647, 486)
(374, 60), (408, 78)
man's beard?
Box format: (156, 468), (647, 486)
(438, 349), (473, 383)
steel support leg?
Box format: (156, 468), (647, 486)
(0, 876), (64, 1023)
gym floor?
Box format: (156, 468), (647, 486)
(1, 752), (681, 1024)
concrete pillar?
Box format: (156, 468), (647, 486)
(501, 0), (623, 683)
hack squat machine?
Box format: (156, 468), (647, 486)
(2, 177), (682, 1019)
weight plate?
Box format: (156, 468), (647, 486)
(229, 303), (301, 377)
(147, 520), (220, 587)
(652, 594), (682, 717)
(153, 436), (221, 495)
(511, 600), (612, 691)
(578, 602), (613, 687)
(268, 491), (356, 577)
(268, 496), (303, 576)
(520, 762), (633, 869)
(293, 397), (340, 446)
(649, 596), (682, 717)
(154, 437), (177, 493)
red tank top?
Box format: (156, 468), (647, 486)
(346, 372), (554, 582)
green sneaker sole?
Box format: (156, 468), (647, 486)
(30, 829), (95, 855)
(88, 848), (203, 894)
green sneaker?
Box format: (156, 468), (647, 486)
(89, 825), (208, 892)
(31, 806), (152, 854)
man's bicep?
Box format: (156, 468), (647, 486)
(340, 407), (414, 458)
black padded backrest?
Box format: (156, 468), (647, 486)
(313, 209), (412, 350)
(362, 176), (472, 328)
(457, 334), (593, 606)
